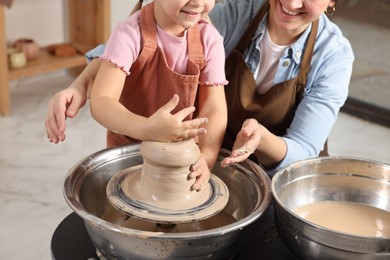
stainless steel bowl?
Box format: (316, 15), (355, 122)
(64, 144), (272, 259)
(272, 156), (390, 260)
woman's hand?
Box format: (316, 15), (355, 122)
(220, 118), (261, 167)
(45, 84), (87, 143)
(45, 59), (101, 143)
(144, 95), (209, 142)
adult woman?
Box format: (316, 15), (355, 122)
(211, 0), (354, 174)
(46, 0), (354, 176)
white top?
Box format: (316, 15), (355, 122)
(254, 27), (288, 94)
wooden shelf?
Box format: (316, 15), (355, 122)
(8, 48), (86, 81)
(0, 0), (110, 116)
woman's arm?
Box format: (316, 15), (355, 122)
(45, 58), (102, 143)
(220, 118), (287, 169)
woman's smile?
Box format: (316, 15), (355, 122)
(281, 4), (301, 16)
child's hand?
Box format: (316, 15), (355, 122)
(145, 95), (208, 142)
(188, 155), (211, 191)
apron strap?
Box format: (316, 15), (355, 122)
(235, 2), (269, 54)
(139, 2), (205, 70)
(140, 3), (158, 51)
(234, 1), (318, 87)
(188, 24), (206, 70)
(296, 19), (319, 87)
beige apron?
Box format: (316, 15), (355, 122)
(223, 3), (327, 156)
(107, 2), (205, 147)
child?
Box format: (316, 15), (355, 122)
(89, 0), (228, 191)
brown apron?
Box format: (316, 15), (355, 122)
(222, 3), (327, 156)
(107, 2), (206, 148)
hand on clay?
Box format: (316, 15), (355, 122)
(188, 155), (211, 191)
(45, 84), (87, 143)
(220, 118), (261, 167)
(145, 94), (208, 142)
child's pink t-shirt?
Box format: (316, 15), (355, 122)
(101, 11), (228, 86)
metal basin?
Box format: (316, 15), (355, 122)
(272, 156), (390, 260)
(64, 144), (272, 259)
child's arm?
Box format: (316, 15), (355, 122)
(90, 60), (139, 138)
(189, 84), (227, 191)
(90, 60), (209, 142)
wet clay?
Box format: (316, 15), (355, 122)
(123, 139), (211, 210)
(101, 206), (236, 233)
(293, 201), (390, 237)
(106, 139), (229, 224)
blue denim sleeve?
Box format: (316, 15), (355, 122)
(85, 44), (106, 63)
(210, 0), (263, 56)
(273, 21), (354, 175)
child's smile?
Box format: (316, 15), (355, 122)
(155, 0), (215, 36)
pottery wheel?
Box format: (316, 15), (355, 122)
(106, 140), (229, 224)
(107, 166), (229, 224)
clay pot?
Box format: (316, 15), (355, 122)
(7, 48), (27, 69)
(137, 139), (204, 209)
(12, 38), (40, 60)
(106, 139), (230, 224)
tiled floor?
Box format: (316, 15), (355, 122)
(0, 73), (106, 260)
(1, 69), (389, 260)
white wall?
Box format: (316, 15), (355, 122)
(111, 0), (137, 29)
(4, 0), (137, 48)
(5, 0), (65, 46)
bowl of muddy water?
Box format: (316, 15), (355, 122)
(64, 144), (272, 260)
(272, 156), (390, 260)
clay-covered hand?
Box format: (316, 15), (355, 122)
(144, 95), (208, 142)
(220, 118), (261, 167)
(188, 155), (211, 191)
(45, 83), (87, 143)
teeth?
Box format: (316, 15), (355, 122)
(282, 5), (299, 16)
(184, 10), (199, 15)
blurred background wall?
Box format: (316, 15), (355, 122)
(4, 0), (136, 47)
